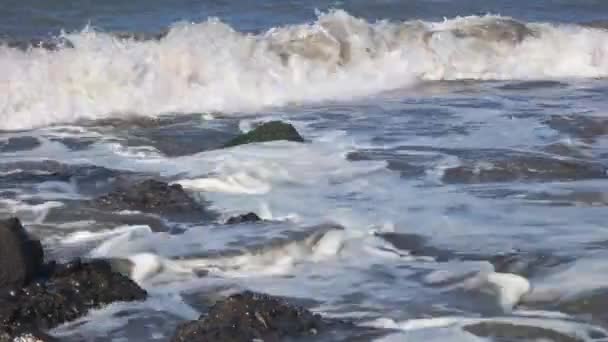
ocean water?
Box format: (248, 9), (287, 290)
(2, 0), (608, 341)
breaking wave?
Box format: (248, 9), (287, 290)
(2, 10), (608, 130)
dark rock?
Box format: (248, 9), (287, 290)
(171, 291), (324, 342)
(93, 179), (213, 221)
(225, 212), (262, 225)
(463, 322), (584, 342)
(223, 121), (304, 148)
(0, 219), (146, 340)
(0, 218), (44, 290)
(0, 259), (147, 337)
(105, 258), (136, 279)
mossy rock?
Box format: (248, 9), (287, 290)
(223, 121), (304, 147)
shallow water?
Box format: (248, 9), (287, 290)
(2, 1), (608, 341)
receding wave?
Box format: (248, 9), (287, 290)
(2, 10), (608, 130)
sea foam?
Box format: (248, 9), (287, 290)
(2, 10), (608, 130)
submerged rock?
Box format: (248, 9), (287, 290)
(171, 291), (324, 342)
(223, 121), (304, 147)
(0, 218), (44, 290)
(225, 212), (262, 225)
(93, 179), (213, 221)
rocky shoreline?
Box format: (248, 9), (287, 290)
(0, 121), (366, 341)
(0, 218), (376, 341)
(1, 119), (604, 341)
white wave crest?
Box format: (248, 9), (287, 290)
(2, 10), (608, 130)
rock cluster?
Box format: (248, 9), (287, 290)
(0, 218), (147, 341)
(223, 121), (304, 147)
(172, 291), (324, 342)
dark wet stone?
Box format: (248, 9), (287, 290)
(223, 121), (304, 148)
(442, 154), (606, 183)
(0, 137), (40, 153)
(0, 218), (147, 340)
(225, 213), (262, 225)
(93, 179), (214, 221)
(0, 218), (44, 290)
(105, 258), (136, 279)
(545, 115), (608, 142)
(0, 259), (147, 338)
(463, 322), (584, 342)
(171, 291), (324, 342)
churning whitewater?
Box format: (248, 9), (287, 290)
(2, 10), (608, 130)
(3, 1), (608, 341)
